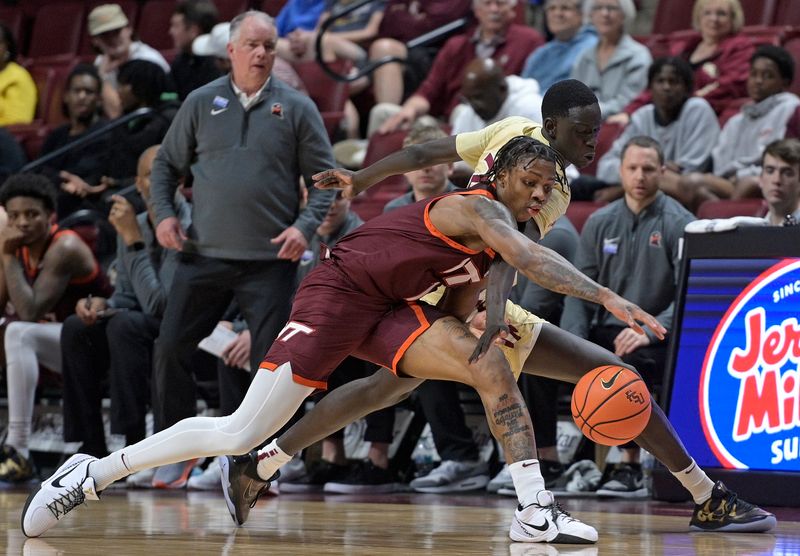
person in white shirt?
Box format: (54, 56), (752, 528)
(88, 3), (170, 118)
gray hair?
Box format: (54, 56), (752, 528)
(229, 10), (274, 43)
(472, 0), (518, 7)
(588, 0), (636, 28)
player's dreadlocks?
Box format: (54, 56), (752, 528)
(482, 136), (567, 191)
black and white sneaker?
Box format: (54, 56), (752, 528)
(596, 463), (649, 499)
(690, 481), (776, 533)
(509, 490), (598, 544)
(220, 451), (278, 526)
(21, 454), (99, 537)
(324, 461), (403, 494)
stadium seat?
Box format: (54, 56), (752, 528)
(214, 0), (249, 21)
(260, 0), (288, 17)
(772, 0), (800, 26)
(7, 123), (49, 161)
(783, 31), (800, 96)
(27, 2), (84, 61)
(27, 63), (55, 122)
(0, 6), (26, 53)
(582, 121), (624, 178)
(696, 198), (766, 220)
(350, 130), (410, 221)
(292, 59), (352, 140)
(740, 25), (783, 46)
(136, 0), (178, 52)
(740, 1), (777, 26)
(566, 201), (606, 234)
(80, 0), (139, 55)
(651, 0), (694, 34)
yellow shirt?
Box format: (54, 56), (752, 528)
(0, 62), (37, 126)
(455, 116), (570, 238)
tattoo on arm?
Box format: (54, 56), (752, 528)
(520, 245), (607, 304)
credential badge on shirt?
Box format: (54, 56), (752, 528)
(603, 237), (619, 255)
(271, 103), (283, 118)
(649, 231), (662, 248)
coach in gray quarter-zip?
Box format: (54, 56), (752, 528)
(147, 9), (335, 451)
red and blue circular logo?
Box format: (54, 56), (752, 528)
(700, 258), (800, 470)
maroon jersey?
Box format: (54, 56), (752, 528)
(328, 187), (498, 301)
(17, 225), (110, 322)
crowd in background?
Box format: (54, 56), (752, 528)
(0, 0), (799, 498)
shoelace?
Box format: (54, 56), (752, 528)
(720, 488), (755, 513)
(247, 483), (269, 509)
(548, 502), (578, 524)
(46, 485), (86, 519)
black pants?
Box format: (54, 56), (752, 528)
(417, 380), (479, 462)
(152, 253), (296, 432)
(519, 373), (562, 450)
(61, 310), (160, 450)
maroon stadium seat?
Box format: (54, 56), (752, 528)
(582, 121), (624, 178)
(350, 130), (410, 221)
(292, 59), (352, 140)
(28, 2), (84, 61)
(260, 0), (288, 17)
(696, 199), (766, 219)
(136, 0), (178, 51)
(214, 0), (250, 22)
(566, 201), (606, 234)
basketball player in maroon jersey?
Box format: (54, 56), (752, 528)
(24, 136), (664, 544)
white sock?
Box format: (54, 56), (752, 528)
(672, 459), (715, 504)
(256, 439), (292, 480)
(6, 421), (30, 459)
(509, 459), (547, 508)
(90, 452), (133, 491)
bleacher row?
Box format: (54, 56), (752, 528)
(1, 0), (794, 226)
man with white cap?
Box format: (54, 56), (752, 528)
(87, 3), (170, 117)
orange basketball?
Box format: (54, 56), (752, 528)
(571, 365), (652, 446)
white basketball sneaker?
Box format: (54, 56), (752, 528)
(21, 454), (100, 538)
(510, 490), (598, 544)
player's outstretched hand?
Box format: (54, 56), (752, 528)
(469, 322), (510, 364)
(602, 290), (666, 340)
(313, 168), (359, 199)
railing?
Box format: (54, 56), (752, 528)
(313, 0), (469, 83)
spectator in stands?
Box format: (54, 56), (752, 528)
(274, 0), (385, 65)
(60, 60), (179, 214)
(450, 58), (542, 181)
(0, 174), (110, 483)
(38, 64), (109, 219)
(376, 0), (543, 134)
(147, 11), (334, 486)
(88, 3), (170, 118)
(192, 21), (307, 92)
(595, 57), (720, 210)
(60, 145), (189, 460)
(678, 46), (800, 204)
(169, 0), (221, 100)
(368, 0), (472, 106)
(562, 136), (695, 498)
(760, 139), (800, 226)
(0, 128), (26, 182)
(0, 22), (36, 126)
(521, 0), (597, 93)
(611, 0), (753, 122)
(570, 0), (651, 120)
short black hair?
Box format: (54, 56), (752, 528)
(175, 0), (219, 34)
(118, 60), (172, 108)
(484, 135), (562, 186)
(541, 79), (598, 120)
(0, 174), (58, 213)
(751, 44), (795, 84)
(648, 56), (694, 91)
(62, 64), (102, 118)
(621, 135), (664, 165)
(0, 23), (18, 62)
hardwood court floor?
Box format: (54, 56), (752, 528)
(2, 489), (798, 555)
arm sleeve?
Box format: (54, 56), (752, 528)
(151, 100), (197, 225)
(293, 98), (337, 241)
(600, 47), (652, 118)
(674, 101), (720, 172)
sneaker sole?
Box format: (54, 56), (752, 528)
(690, 515), (777, 533)
(596, 487), (650, 498)
(323, 482), (402, 494)
(278, 482), (326, 493)
(219, 457), (242, 526)
(20, 483), (43, 537)
(412, 475), (489, 494)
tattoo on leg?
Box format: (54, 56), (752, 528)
(491, 394), (535, 461)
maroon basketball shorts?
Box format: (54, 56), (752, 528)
(260, 262), (448, 389)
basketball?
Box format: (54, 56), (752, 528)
(571, 365), (652, 446)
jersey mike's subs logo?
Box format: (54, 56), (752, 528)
(700, 258), (800, 471)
